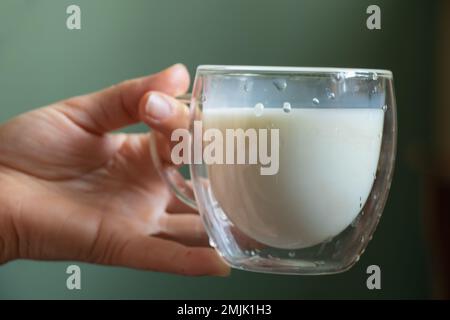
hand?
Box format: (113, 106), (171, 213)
(0, 64), (230, 277)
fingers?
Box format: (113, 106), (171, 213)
(156, 214), (209, 247)
(141, 91), (191, 163)
(139, 91), (190, 138)
(57, 63), (190, 134)
(112, 235), (230, 277)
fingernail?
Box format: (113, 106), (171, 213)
(146, 93), (174, 121)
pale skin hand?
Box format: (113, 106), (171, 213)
(0, 64), (230, 276)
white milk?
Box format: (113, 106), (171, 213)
(203, 107), (384, 249)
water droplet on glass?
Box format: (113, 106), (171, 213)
(355, 255), (360, 262)
(335, 240), (341, 248)
(249, 250), (256, 256)
(371, 86), (378, 94)
(361, 236), (365, 243)
(361, 210), (365, 216)
(382, 105), (388, 112)
(244, 80), (253, 92)
(219, 211), (227, 221)
(333, 73), (343, 82)
(312, 98), (320, 105)
(288, 251), (296, 258)
(273, 79), (287, 91)
(254, 103), (264, 117)
(326, 88), (336, 100)
(315, 260), (325, 266)
(282, 102), (291, 113)
(371, 72), (378, 81)
(209, 239), (216, 248)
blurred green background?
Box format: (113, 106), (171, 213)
(0, 0), (437, 299)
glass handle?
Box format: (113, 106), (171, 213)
(148, 93), (197, 210)
(175, 93), (192, 105)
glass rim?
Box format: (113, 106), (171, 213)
(197, 65), (393, 78)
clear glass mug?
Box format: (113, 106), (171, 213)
(150, 65), (396, 275)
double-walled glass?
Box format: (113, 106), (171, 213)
(151, 65), (396, 275)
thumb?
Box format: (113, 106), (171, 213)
(55, 63), (190, 134)
(139, 91), (190, 163)
(139, 91), (190, 138)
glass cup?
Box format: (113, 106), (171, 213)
(150, 65), (397, 275)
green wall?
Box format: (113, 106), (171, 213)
(0, 0), (435, 299)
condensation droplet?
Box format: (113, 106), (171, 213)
(361, 236), (365, 243)
(371, 86), (378, 94)
(312, 98), (320, 105)
(382, 105), (388, 112)
(371, 72), (378, 81)
(219, 211), (228, 221)
(288, 251), (296, 258)
(209, 239), (216, 248)
(244, 80), (253, 92)
(273, 79), (287, 91)
(335, 240), (341, 248)
(282, 102), (292, 113)
(333, 73), (343, 82)
(254, 103), (264, 117)
(326, 88), (336, 99)
(355, 255), (360, 262)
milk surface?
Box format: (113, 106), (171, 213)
(203, 107), (384, 249)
